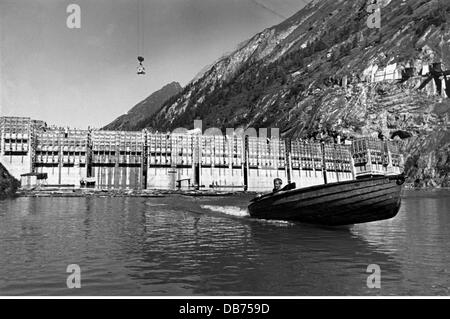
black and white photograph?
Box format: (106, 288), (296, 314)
(0, 0), (449, 302)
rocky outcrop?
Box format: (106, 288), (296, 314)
(401, 131), (450, 188)
(0, 163), (20, 199)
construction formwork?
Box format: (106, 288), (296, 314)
(246, 136), (289, 192)
(323, 144), (354, 183)
(147, 132), (181, 190)
(91, 130), (144, 189)
(290, 141), (325, 188)
(351, 137), (404, 178)
(0, 116), (405, 192)
(199, 135), (245, 191)
(34, 130), (60, 185)
(61, 130), (89, 186)
(34, 129), (89, 185)
(0, 117), (33, 179)
(385, 141), (404, 176)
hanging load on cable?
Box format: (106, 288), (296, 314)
(137, 56), (146, 75)
(136, 0), (147, 75)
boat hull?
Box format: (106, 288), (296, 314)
(248, 175), (404, 226)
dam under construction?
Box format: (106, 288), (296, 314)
(0, 116), (403, 192)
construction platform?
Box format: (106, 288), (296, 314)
(0, 116), (403, 192)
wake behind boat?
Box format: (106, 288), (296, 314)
(248, 137), (406, 226)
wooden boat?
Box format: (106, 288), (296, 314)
(248, 137), (407, 226)
(248, 174), (405, 226)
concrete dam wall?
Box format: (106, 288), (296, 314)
(0, 117), (402, 192)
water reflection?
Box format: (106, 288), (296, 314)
(352, 191), (450, 295)
(0, 190), (449, 296)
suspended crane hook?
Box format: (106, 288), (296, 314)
(137, 56), (146, 75)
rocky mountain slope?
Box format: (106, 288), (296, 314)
(0, 163), (19, 199)
(146, 0), (450, 187)
(103, 82), (182, 131)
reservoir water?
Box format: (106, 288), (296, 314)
(0, 190), (449, 296)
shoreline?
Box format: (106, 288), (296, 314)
(15, 187), (253, 198)
(13, 186), (450, 199)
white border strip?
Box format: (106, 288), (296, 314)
(1, 296), (449, 299)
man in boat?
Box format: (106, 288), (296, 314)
(273, 178), (297, 193)
(252, 178), (296, 200)
(273, 178), (283, 192)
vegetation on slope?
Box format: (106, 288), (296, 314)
(151, 0), (450, 134)
(103, 82), (182, 131)
(0, 163), (20, 200)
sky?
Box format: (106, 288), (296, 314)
(0, 0), (308, 128)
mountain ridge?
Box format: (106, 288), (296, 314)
(102, 81), (182, 131)
(150, 0), (450, 134)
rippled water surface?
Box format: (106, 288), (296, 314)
(0, 190), (449, 296)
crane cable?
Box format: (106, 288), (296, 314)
(137, 0), (144, 57)
(248, 0), (312, 20)
(248, 0), (287, 20)
(136, 0), (146, 75)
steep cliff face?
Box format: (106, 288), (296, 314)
(151, 0), (449, 130)
(0, 163), (19, 200)
(402, 131), (450, 188)
(103, 82), (182, 131)
(147, 0), (450, 186)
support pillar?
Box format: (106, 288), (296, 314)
(142, 130), (148, 189)
(321, 142), (328, 185)
(193, 134), (201, 189)
(243, 136), (249, 191)
(285, 138), (292, 184)
(334, 144), (339, 183)
(58, 132), (62, 185)
(86, 128), (93, 178)
(442, 77), (447, 98)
